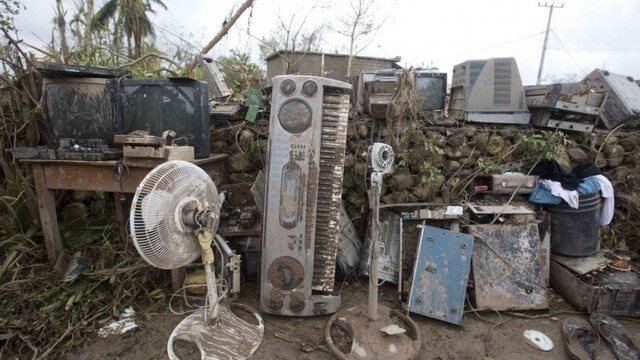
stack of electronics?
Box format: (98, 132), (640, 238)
(525, 82), (603, 133)
(11, 62), (211, 161)
(525, 69), (640, 133)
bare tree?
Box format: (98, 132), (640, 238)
(332, 0), (386, 80)
(258, 2), (329, 74)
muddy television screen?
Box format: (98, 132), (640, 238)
(121, 79), (210, 159)
(42, 77), (122, 147)
(415, 71), (447, 111)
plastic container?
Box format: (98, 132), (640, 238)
(548, 192), (602, 256)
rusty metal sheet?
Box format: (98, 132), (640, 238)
(408, 226), (473, 325)
(551, 251), (610, 275)
(469, 223), (548, 311)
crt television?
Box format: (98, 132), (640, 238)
(121, 78), (210, 159)
(37, 61), (130, 148)
(415, 70), (447, 111)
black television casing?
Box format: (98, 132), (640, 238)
(121, 79), (210, 159)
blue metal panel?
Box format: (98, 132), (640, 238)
(408, 226), (474, 325)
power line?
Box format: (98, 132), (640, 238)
(554, 29), (640, 33)
(536, 1), (564, 85)
(550, 30), (586, 76)
(455, 31), (545, 57)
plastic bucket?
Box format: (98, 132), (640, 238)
(549, 192), (602, 256)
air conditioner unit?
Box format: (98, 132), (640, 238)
(260, 75), (351, 316)
(449, 57), (530, 124)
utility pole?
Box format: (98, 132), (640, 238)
(536, 2), (564, 85)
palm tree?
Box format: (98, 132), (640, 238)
(93, 0), (167, 59)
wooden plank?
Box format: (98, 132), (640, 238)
(31, 164), (63, 267)
(41, 163), (149, 193)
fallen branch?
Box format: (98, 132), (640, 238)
(115, 53), (178, 69)
(35, 322), (74, 360)
(185, 0), (255, 74)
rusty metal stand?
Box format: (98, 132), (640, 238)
(325, 144), (421, 359)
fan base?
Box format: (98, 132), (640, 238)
(167, 303), (264, 360)
(325, 304), (421, 360)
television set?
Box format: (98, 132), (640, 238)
(121, 78), (210, 159)
(414, 70), (447, 111)
(37, 61), (130, 148)
(358, 69), (448, 118)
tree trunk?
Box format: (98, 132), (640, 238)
(185, 0), (255, 74)
(56, 0), (70, 61)
(83, 0), (94, 54)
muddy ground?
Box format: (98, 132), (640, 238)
(63, 278), (639, 360)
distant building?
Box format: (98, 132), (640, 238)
(265, 50), (402, 83)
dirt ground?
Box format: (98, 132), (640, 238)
(62, 278), (640, 360)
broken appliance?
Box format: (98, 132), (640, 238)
(449, 57), (530, 124)
(551, 251), (640, 317)
(360, 210), (402, 284)
(352, 70), (377, 114)
(260, 75), (351, 316)
(525, 83), (604, 133)
(356, 69), (447, 119)
(121, 78), (210, 159)
(415, 70), (448, 113)
(129, 160), (263, 359)
(36, 61), (131, 160)
(114, 133), (195, 163)
(408, 225), (474, 325)
(363, 69), (401, 118)
(579, 69), (640, 129)
(472, 173), (538, 194)
(197, 54), (231, 100)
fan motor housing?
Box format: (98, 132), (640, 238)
(260, 75), (351, 316)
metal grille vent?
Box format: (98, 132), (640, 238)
(493, 58), (513, 107)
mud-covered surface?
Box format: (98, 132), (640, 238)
(62, 280), (640, 360)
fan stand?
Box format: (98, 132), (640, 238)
(167, 214), (264, 360)
(131, 161), (264, 359)
(325, 145), (421, 360)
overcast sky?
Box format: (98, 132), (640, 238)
(13, 0), (640, 85)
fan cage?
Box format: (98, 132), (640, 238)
(130, 161), (221, 269)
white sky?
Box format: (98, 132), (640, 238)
(13, 0), (640, 85)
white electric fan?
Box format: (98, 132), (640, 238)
(130, 160), (264, 359)
(325, 143), (421, 360)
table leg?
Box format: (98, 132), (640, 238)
(32, 164), (63, 269)
(113, 193), (129, 243)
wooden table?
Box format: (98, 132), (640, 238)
(23, 154), (227, 290)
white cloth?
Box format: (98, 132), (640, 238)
(584, 174), (614, 225)
(541, 179), (579, 209)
